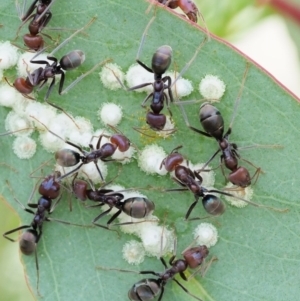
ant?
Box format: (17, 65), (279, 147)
(120, 16), (206, 134)
(160, 146), (285, 220)
(72, 174), (155, 231)
(15, 0), (57, 51)
(3, 170), (85, 295)
(97, 239), (214, 301)
(33, 117), (133, 182)
(156, 0), (199, 22)
(179, 64), (266, 188)
(9, 17), (109, 119)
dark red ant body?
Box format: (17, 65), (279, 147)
(16, 0), (56, 51)
(98, 243), (211, 301)
(72, 177), (155, 231)
(14, 49), (85, 101)
(157, 0), (199, 22)
(129, 45), (174, 131)
(161, 146), (225, 220)
(161, 146), (282, 219)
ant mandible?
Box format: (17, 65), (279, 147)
(126, 16), (206, 133)
(179, 64), (263, 188)
(97, 239), (214, 301)
(72, 175), (155, 232)
(161, 146), (284, 220)
(3, 171), (84, 295)
(15, 0), (57, 51)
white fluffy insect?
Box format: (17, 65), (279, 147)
(165, 71), (194, 98)
(0, 84), (24, 108)
(0, 41), (19, 70)
(122, 240), (145, 265)
(190, 162), (215, 188)
(99, 63), (125, 90)
(98, 102), (123, 126)
(193, 223), (218, 248)
(12, 136), (37, 159)
(223, 183), (253, 208)
(5, 111), (34, 136)
(138, 144), (168, 176)
(126, 64), (153, 93)
(199, 74), (226, 101)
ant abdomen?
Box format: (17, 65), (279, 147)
(182, 245), (209, 269)
(60, 50), (85, 71)
(199, 103), (224, 140)
(152, 45), (172, 75)
(202, 194), (225, 216)
(128, 278), (161, 301)
(229, 167), (251, 188)
(19, 229), (37, 255)
(14, 78), (34, 94)
(55, 149), (81, 167)
(110, 134), (131, 152)
(146, 112), (166, 130)
(122, 197), (155, 219)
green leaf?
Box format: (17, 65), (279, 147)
(0, 1), (300, 301)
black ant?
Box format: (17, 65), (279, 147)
(120, 16), (206, 134)
(15, 0), (56, 51)
(160, 146), (285, 220)
(179, 64), (268, 188)
(8, 17), (109, 119)
(97, 239), (214, 301)
(2, 171), (85, 295)
(72, 175), (155, 232)
(33, 117), (133, 182)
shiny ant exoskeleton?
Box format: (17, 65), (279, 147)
(8, 17), (108, 115)
(126, 16), (207, 134)
(2, 171), (83, 295)
(97, 240), (213, 301)
(32, 118), (133, 182)
(161, 146), (284, 220)
(15, 0), (56, 51)
(179, 64), (263, 188)
(157, 0), (199, 22)
(72, 175), (155, 231)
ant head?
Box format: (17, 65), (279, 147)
(128, 278), (161, 301)
(19, 229), (38, 255)
(110, 134), (131, 152)
(23, 34), (44, 51)
(162, 152), (184, 172)
(182, 245), (209, 269)
(72, 179), (88, 201)
(199, 103), (224, 140)
(152, 45), (172, 75)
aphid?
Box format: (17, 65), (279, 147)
(161, 146), (285, 220)
(2, 171), (83, 295)
(97, 240), (213, 301)
(15, 0), (57, 51)
(72, 175), (155, 231)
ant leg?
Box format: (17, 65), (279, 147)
(187, 256), (218, 280)
(35, 0), (57, 24)
(60, 59), (112, 96)
(172, 278), (204, 301)
(195, 148), (221, 174)
(3, 225), (31, 242)
(185, 198), (199, 220)
(49, 17), (97, 56)
(227, 62), (251, 135)
(136, 16), (156, 61)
